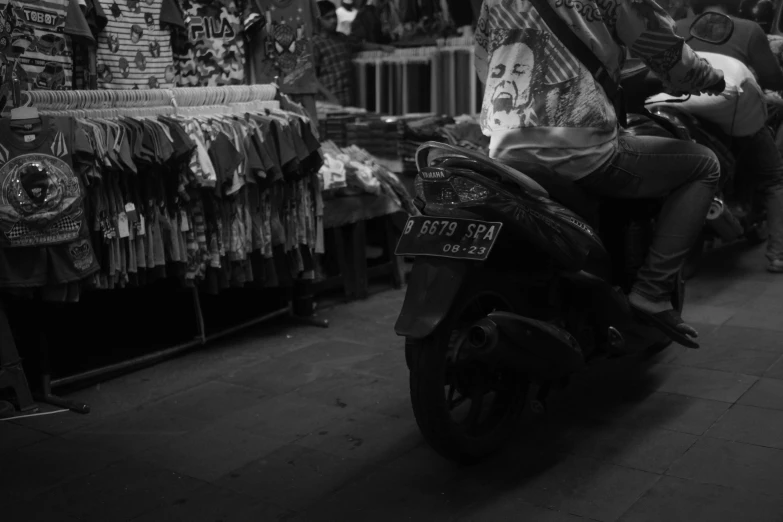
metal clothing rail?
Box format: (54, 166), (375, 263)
(27, 85), (279, 111)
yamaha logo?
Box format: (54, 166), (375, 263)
(419, 168), (451, 181)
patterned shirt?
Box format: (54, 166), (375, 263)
(312, 31), (357, 107)
(93, 0), (183, 90)
(173, 0), (247, 87)
(0, 0), (93, 90)
(475, 0), (722, 180)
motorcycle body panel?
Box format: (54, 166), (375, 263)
(394, 256), (469, 339)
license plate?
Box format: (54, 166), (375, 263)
(395, 216), (503, 261)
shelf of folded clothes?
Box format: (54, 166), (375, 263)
(314, 142), (417, 300)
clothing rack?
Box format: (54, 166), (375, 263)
(1, 84), (329, 416)
(353, 37), (480, 116)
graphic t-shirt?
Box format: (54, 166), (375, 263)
(94, 0), (184, 89)
(250, 0), (318, 94)
(0, 0), (93, 90)
(173, 0), (247, 86)
(0, 116), (100, 286)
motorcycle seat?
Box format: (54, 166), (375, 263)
(417, 141), (600, 223)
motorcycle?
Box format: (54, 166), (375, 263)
(393, 12), (733, 463)
(627, 58), (770, 276)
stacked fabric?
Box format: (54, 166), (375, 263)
(319, 141), (417, 215)
(397, 114), (489, 173)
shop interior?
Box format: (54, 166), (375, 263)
(0, 0), (487, 418)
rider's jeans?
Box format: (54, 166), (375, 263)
(575, 136), (720, 303)
(733, 126), (783, 262)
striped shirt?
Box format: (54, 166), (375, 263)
(1, 0), (93, 90)
(93, 0), (183, 90)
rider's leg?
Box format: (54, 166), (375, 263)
(733, 126), (783, 270)
(575, 136), (720, 335)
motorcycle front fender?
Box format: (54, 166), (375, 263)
(394, 256), (470, 340)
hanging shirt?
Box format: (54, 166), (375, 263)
(0, 115), (100, 287)
(248, 0), (318, 94)
(335, 5), (356, 35)
(173, 0), (247, 86)
(93, 0), (184, 90)
(0, 0), (93, 90)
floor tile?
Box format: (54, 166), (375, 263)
(0, 436), (123, 503)
(60, 406), (207, 458)
(148, 380), (269, 422)
(296, 410), (420, 464)
(218, 339), (385, 395)
(0, 421), (52, 455)
(555, 420), (698, 474)
(294, 371), (408, 418)
(128, 483), (293, 522)
(619, 476), (783, 522)
(291, 455), (478, 522)
(44, 458), (206, 522)
(669, 342), (780, 376)
(667, 437), (783, 496)
(508, 455), (660, 521)
(739, 378), (783, 410)
(681, 305), (736, 326)
(455, 498), (586, 522)
(700, 325), (783, 354)
(213, 443), (369, 512)
(3, 502), (82, 522)
(135, 422), (287, 482)
(765, 355), (783, 380)
(221, 393), (356, 441)
(651, 364), (758, 403)
(686, 279), (770, 309)
(706, 405), (783, 449)
(726, 296), (783, 331)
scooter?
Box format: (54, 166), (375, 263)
(624, 59), (769, 276)
(393, 12), (732, 463)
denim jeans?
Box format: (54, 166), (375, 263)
(733, 126), (783, 262)
(575, 136), (720, 302)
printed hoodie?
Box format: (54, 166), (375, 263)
(476, 0), (722, 179)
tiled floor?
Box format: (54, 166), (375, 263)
(3, 243), (783, 521)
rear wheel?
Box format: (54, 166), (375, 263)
(408, 279), (529, 463)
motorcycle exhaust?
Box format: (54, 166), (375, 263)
(465, 314), (584, 378)
(706, 197), (743, 242)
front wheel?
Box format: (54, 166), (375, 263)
(408, 279), (529, 463)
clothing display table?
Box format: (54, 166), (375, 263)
(316, 193), (406, 301)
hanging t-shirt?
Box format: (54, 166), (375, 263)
(249, 0), (318, 95)
(173, 0), (247, 87)
(335, 5), (355, 35)
(0, 115), (100, 287)
(0, 0), (93, 90)
(93, 0), (184, 90)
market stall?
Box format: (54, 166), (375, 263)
(0, 0), (417, 416)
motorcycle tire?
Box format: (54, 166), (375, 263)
(408, 274), (529, 464)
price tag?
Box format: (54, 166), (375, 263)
(125, 202), (139, 224)
(137, 215), (146, 236)
(180, 210), (191, 232)
(117, 213), (130, 238)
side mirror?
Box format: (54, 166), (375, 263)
(689, 12), (735, 44)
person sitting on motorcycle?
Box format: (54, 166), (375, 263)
(476, 0), (725, 346)
(675, 0), (783, 272)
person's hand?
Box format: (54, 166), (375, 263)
(701, 75), (726, 96)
